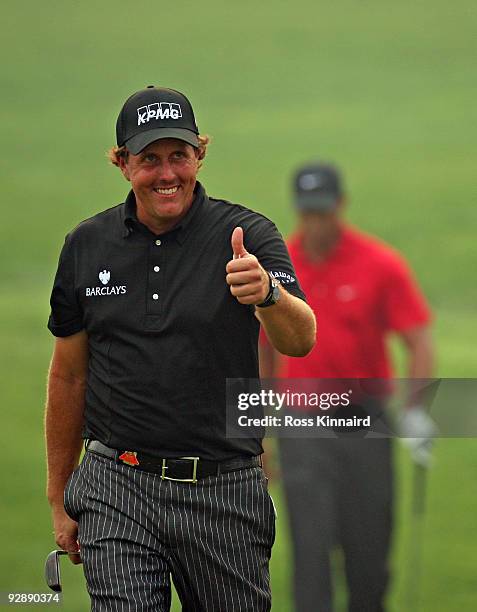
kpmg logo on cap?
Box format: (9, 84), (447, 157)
(137, 102), (182, 126)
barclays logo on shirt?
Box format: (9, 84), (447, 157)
(85, 269), (127, 297)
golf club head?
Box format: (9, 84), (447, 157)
(45, 550), (68, 592)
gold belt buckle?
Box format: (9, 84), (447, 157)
(161, 457), (200, 483)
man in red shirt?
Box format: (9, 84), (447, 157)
(260, 162), (434, 612)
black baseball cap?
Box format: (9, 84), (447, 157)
(293, 162), (343, 211)
(116, 86), (199, 154)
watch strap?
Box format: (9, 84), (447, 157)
(256, 272), (280, 308)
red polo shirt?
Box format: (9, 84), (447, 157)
(281, 225), (431, 379)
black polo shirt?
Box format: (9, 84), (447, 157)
(48, 181), (306, 460)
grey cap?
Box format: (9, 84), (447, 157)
(293, 162), (343, 211)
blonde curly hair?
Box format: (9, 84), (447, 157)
(107, 134), (211, 170)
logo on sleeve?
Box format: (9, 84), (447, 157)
(270, 271), (296, 285)
(86, 269), (127, 297)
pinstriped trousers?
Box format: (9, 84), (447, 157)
(64, 451), (275, 611)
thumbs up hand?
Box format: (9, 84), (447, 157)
(226, 227), (270, 305)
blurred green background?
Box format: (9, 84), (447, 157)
(1, 1), (476, 610)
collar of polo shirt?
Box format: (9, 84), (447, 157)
(122, 181), (207, 244)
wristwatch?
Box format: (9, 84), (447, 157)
(256, 272), (281, 308)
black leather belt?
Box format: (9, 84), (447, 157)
(85, 440), (261, 483)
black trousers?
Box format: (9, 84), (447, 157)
(279, 436), (393, 612)
(64, 452), (275, 611)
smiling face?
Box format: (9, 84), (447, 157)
(119, 138), (200, 234)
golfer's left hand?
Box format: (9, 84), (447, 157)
(226, 227), (270, 305)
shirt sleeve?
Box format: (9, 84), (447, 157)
(47, 234), (84, 337)
(382, 253), (431, 332)
(242, 214), (307, 302)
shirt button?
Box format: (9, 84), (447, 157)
(154, 266), (160, 272)
(152, 293), (159, 300)
(155, 239), (161, 246)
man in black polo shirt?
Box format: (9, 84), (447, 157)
(45, 86), (316, 611)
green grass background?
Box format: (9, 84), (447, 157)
(1, 1), (476, 610)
